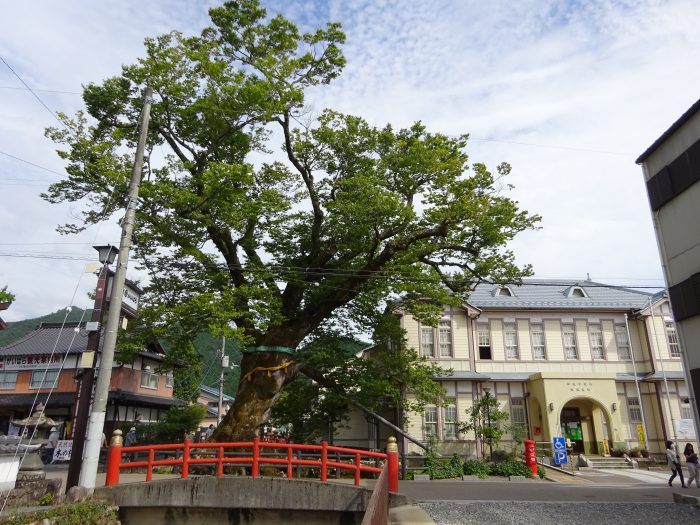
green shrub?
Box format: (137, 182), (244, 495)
(123, 404), (206, 444)
(426, 453), (464, 480)
(0, 500), (119, 525)
(537, 465), (546, 479)
(488, 459), (532, 478)
(491, 449), (513, 463)
(610, 447), (629, 458)
(38, 492), (54, 506)
(463, 459), (490, 479)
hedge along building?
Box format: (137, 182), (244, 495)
(335, 280), (696, 458)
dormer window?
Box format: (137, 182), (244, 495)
(495, 286), (513, 297)
(565, 286), (588, 298)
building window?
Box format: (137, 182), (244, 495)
(478, 325), (492, 360)
(665, 322), (681, 358)
(496, 286), (513, 296)
(504, 325), (519, 359)
(439, 320), (453, 357)
(30, 369), (58, 389)
(510, 398), (527, 431)
(589, 324), (605, 359)
(531, 324), (546, 359)
(421, 327), (434, 357)
(0, 371), (17, 390)
(563, 325), (578, 359)
(424, 406), (438, 439)
(165, 373), (174, 388)
(140, 370), (159, 389)
(681, 402), (693, 420)
(628, 398), (642, 424)
(615, 326), (631, 360)
(443, 400), (457, 439)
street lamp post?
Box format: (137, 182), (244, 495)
(66, 245), (118, 491)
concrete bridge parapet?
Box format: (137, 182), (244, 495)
(95, 476), (408, 525)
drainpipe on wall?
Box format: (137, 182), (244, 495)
(648, 297), (679, 451)
(624, 312), (649, 449)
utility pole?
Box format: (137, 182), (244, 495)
(79, 87), (153, 489)
(66, 258), (113, 491)
(218, 336), (227, 425)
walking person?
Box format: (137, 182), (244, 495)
(667, 440), (687, 488)
(683, 443), (699, 488)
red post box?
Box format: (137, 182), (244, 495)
(524, 439), (538, 476)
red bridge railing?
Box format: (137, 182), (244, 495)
(105, 432), (399, 497)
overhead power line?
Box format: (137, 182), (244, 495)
(0, 250), (666, 289)
(0, 56), (67, 130)
(0, 85), (81, 95)
(0, 149), (65, 177)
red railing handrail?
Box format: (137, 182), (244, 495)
(106, 437), (399, 494)
(361, 464), (389, 525)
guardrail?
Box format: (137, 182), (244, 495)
(105, 431), (399, 497)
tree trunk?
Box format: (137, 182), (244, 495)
(211, 350), (298, 441)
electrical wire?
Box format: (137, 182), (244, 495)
(0, 57), (68, 131)
(0, 150), (64, 177)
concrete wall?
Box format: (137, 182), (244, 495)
(95, 477), (407, 525)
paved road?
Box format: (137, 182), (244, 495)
(398, 479), (679, 503)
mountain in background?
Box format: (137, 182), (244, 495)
(0, 307), (88, 347)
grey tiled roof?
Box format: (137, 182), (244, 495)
(0, 322), (94, 356)
(468, 279), (654, 310)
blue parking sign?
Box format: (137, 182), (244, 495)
(553, 437), (568, 465)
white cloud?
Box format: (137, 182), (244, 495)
(2, 0), (697, 320)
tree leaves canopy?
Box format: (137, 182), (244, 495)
(43, 0), (539, 357)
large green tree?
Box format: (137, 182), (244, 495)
(43, 1), (540, 440)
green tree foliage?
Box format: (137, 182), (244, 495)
(459, 392), (510, 459)
(128, 404), (206, 444)
(42, 0), (540, 439)
(0, 287), (14, 303)
(271, 315), (445, 442)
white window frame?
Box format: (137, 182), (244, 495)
(442, 400), (457, 440)
(680, 402), (692, 420)
(589, 324), (605, 359)
(0, 371), (18, 390)
(421, 327), (434, 357)
(165, 373), (174, 388)
(628, 397), (642, 424)
(665, 322), (681, 358)
(504, 324), (519, 359)
(140, 370), (159, 390)
(29, 369), (58, 389)
(531, 324), (546, 360)
(424, 406), (438, 439)
(563, 325), (578, 359)
(438, 320), (453, 357)
(478, 325), (492, 360)
(615, 326), (631, 360)
(510, 398), (527, 430)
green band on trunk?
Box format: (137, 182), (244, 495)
(243, 345), (296, 355)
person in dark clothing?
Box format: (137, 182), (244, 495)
(667, 440), (686, 488)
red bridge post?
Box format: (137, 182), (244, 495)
(105, 429), (123, 487)
(387, 436), (399, 493)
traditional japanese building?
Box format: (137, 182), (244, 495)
(0, 322), (184, 438)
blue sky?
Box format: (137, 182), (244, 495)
(1, 0), (699, 320)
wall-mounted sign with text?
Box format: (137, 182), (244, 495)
(0, 354), (62, 370)
(106, 277), (142, 319)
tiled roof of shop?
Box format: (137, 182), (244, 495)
(468, 279), (653, 310)
(0, 322), (94, 356)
